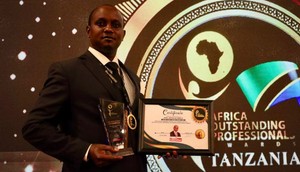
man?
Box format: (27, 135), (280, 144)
(22, 4), (147, 172)
(170, 125), (181, 137)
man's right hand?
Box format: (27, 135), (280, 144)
(88, 144), (123, 167)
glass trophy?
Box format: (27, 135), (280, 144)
(99, 98), (134, 156)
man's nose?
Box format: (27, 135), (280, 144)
(104, 24), (113, 32)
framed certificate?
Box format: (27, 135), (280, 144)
(138, 99), (214, 155)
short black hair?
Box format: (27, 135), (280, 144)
(87, 4), (123, 26)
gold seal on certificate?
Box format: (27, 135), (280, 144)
(192, 106), (208, 123)
(98, 99), (134, 156)
(195, 129), (205, 139)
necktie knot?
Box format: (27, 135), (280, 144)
(106, 62), (119, 75)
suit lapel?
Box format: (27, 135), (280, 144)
(80, 52), (125, 101)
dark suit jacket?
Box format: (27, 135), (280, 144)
(170, 131), (181, 137)
(22, 51), (147, 172)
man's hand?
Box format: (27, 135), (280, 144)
(88, 144), (123, 167)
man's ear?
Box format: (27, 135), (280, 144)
(122, 30), (126, 40)
(86, 26), (91, 37)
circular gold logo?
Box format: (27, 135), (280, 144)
(195, 129), (205, 139)
(192, 106), (208, 123)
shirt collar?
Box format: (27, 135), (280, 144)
(88, 47), (119, 65)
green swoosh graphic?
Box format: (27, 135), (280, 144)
(236, 61), (298, 112)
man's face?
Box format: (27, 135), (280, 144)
(174, 125), (179, 131)
(87, 6), (125, 56)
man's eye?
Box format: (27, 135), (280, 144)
(96, 21), (106, 27)
(112, 22), (121, 28)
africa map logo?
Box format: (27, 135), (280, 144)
(236, 61), (300, 111)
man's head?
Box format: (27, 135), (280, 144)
(173, 125), (179, 132)
(86, 4), (125, 60)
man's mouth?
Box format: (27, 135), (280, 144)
(102, 36), (115, 41)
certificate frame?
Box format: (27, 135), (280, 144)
(138, 98), (214, 155)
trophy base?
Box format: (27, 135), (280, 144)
(114, 147), (134, 156)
